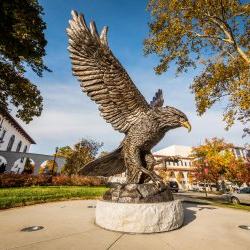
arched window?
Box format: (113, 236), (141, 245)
(16, 141), (22, 152)
(7, 135), (15, 151)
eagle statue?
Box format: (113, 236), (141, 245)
(67, 11), (191, 187)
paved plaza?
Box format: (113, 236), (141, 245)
(0, 200), (249, 250)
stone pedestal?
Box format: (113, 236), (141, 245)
(95, 200), (184, 233)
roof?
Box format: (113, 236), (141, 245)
(154, 145), (192, 158)
(0, 109), (36, 144)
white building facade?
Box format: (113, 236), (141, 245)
(153, 144), (250, 190)
(154, 145), (194, 190)
(0, 110), (35, 173)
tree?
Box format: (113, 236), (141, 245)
(60, 139), (103, 176)
(188, 172), (195, 185)
(158, 169), (171, 183)
(0, 162), (6, 174)
(145, 0), (250, 135)
(56, 146), (73, 159)
(191, 137), (247, 188)
(39, 160), (58, 175)
(225, 156), (250, 186)
(22, 158), (34, 174)
(0, 0), (49, 123)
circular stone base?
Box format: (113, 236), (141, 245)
(95, 200), (184, 233)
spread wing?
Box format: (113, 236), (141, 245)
(150, 89), (164, 107)
(67, 11), (149, 133)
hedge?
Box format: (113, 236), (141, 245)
(0, 173), (106, 188)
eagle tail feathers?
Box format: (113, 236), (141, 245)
(78, 146), (125, 177)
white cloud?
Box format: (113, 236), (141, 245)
(17, 67), (247, 155)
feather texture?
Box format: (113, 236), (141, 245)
(67, 10), (149, 133)
(150, 89), (164, 107)
(79, 146), (125, 176)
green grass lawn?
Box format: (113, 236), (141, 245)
(0, 186), (108, 209)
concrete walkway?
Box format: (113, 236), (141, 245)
(0, 200), (249, 250)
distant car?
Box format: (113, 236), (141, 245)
(229, 187), (250, 205)
(169, 181), (179, 192)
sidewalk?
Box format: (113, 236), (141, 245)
(0, 200), (249, 250)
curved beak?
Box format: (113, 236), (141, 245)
(181, 121), (191, 132)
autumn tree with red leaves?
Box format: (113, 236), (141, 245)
(191, 138), (249, 188)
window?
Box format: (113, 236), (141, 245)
(246, 150), (250, 158)
(0, 130), (6, 142)
(235, 148), (242, 157)
(16, 141), (22, 152)
(184, 162), (187, 166)
(7, 135), (15, 151)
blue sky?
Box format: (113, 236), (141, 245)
(20, 0), (248, 155)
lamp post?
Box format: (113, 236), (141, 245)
(51, 147), (59, 176)
(204, 166), (209, 197)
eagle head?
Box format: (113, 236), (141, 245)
(156, 106), (191, 132)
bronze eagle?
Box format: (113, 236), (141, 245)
(67, 11), (191, 186)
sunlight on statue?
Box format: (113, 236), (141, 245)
(67, 10), (191, 203)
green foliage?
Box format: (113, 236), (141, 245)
(0, 0), (49, 123)
(56, 146), (73, 159)
(145, 0), (250, 134)
(60, 139), (103, 176)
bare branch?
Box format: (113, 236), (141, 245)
(192, 32), (233, 44)
(205, 14), (250, 64)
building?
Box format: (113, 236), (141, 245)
(153, 145), (194, 190)
(0, 109), (35, 173)
(153, 144), (250, 190)
(231, 146), (249, 160)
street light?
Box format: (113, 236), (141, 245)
(204, 164), (209, 197)
(51, 147), (59, 176)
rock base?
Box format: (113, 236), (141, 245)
(103, 183), (173, 203)
(95, 200), (184, 233)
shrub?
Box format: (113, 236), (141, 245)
(52, 175), (71, 186)
(69, 175), (106, 186)
(0, 173), (51, 187)
(0, 173), (106, 188)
